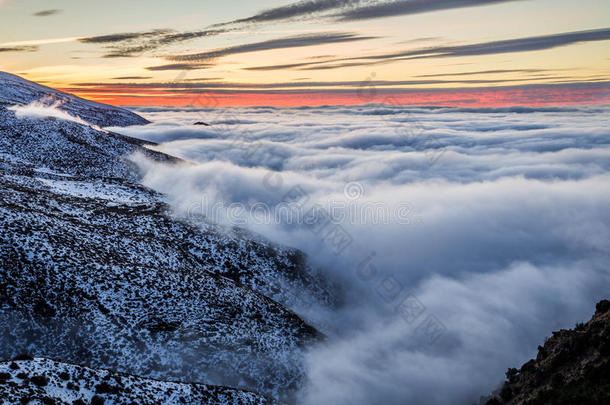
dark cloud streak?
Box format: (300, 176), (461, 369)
(364, 28), (610, 60)
(337, 0), (519, 21)
(78, 29), (173, 44)
(168, 32), (374, 62)
(242, 29), (609, 72)
(79, 29), (227, 58)
(244, 61), (336, 71)
(277, 28), (610, 70)
(111, 76), (153, 80)
(215, 0), (518, 26)
(32, 9), (62, 17)
(216, 0), (362, 26)
(414, 69), (547, 77)
(145, 63), (214, 71)
(0, 46), (39, 53)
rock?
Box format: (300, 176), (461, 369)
(30, 375), (49, 386)
(483, 299), (610, 404)
(596, 299), (610, 315)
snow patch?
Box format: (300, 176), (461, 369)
(34, 167), (74, 177)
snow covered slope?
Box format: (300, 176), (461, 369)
(0, 72), (148, 127)
(0, 73), (333, 402)
(0, 358), (276, 404)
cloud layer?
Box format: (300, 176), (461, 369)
(116, 104), (610, 404)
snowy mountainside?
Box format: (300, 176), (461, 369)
(0, 73), (334, 402)
(0, 103), (168, 182)
(0, 71), (148, 127)
(0, 358), (276, 404)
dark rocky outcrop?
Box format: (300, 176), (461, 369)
(484, 299), (610, 405)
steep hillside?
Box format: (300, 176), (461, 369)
(484, 300), (610, 405)
(0, 357), (276, 404)
(0, 72), (334, 402)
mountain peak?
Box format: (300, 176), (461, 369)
(0, 71), (148, 127)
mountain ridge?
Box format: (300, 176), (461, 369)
(0, 71), (148, 128)
(483, 300), (610, 405)
(0, 71), (333, 403)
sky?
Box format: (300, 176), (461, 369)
(1, 0), (609, 106)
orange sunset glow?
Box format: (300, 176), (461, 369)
(1, 0), (609, 107)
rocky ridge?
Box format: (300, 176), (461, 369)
(0, 72), (333, 403)
(484, 300), (610, 405)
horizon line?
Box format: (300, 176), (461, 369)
(57, 81), (610, 108)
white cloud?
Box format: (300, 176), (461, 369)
(123, 104), (610, 404)
(300, 260), (605, 405)
(9, 97), (90, 126)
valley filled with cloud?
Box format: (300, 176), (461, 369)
(111, 103), (610, 404)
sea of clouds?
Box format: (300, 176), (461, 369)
(110, 104), (610, 404)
